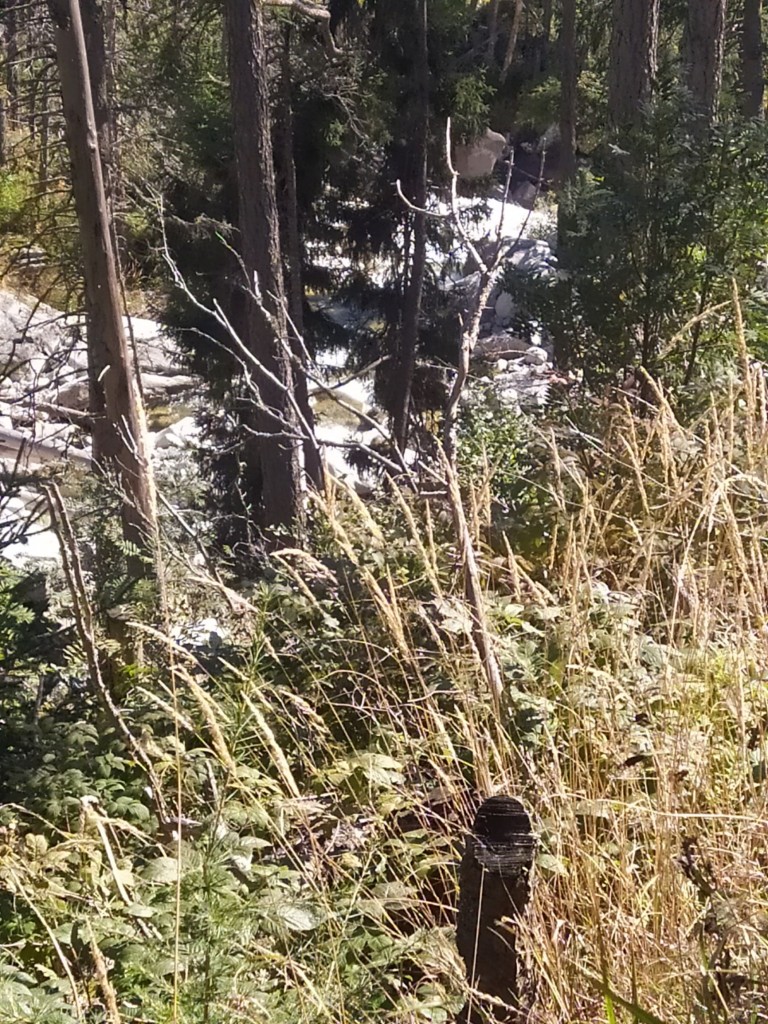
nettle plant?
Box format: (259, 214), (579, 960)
(508, 96), (768, 390)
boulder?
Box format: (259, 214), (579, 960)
(511, 181), (538, 209)
(142, 371), (196, 401)
(56, 376), (90, 410)
(494, 290), (515, 321)
(62, 313), (180, 375)
(153, 416), (199, 450)
(522, 345), (548, 366)
(454, 128), (506, 180)
(0, 291), (70, 370)
(3, 529), (61, 566)
(475, 333), (529, 360)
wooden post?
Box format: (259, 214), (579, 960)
(456, 796), (535, 1023)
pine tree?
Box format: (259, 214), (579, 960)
(741, 0), (764, 118)
(682, 0), (727, 123)
(607, 0), (660, 128)
(224, 0), (303, 536)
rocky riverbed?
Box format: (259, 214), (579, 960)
(1, 194), (561, 565)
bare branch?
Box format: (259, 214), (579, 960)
(263, 0), (341, 57)
(441, 122), (546, 465)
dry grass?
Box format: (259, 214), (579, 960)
(4, 304), (768, 1023)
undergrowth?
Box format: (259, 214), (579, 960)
(2, 307), (768, 1022)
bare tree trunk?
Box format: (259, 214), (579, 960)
(6, 0), (19, 128)
(47, 0), (157, 561)
(607, 0), (660, 128)
(276, 25), (323, 490)
(37, 74), (49, 188)
(534, 0), (554, 75)
(225, 0), (303, 534)
(559, 0), (577, 182)
(486, 0), (500, 62)
(682, 0), (727, 123)
(79, 0), (114, 198)
(500, 0), (524, 82)
(393, 0), (428, 453)
(542, 0), (552, 41)
(741, 0), (764, 118)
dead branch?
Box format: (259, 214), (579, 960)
(263, 0), (341, 57)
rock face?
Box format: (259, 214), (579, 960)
(0, 292), (71, 372)
(454, 128), (507, 180)
(455, 796), (535, 1023)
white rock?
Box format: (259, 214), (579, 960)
(496, 359), (509, 372)
(34, 421), (75, 445)
(141, 371), (196, 396)
(494, 291), (515, 321)
(153, 416), (199, 450)
(512, 181), (538, 209)
(57, 376), (89, 409)
(522, 346), (549, 366)
(475, 333), (529, 359)
(4, 529), (61, 565)
(454, 128), (506, 180)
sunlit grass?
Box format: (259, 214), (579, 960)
(3, 301), (768, 1022)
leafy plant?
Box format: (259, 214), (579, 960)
(507, 96), (768, 389)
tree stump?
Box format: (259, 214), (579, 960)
(455, 796), (535, 1023)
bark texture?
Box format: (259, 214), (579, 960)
(225, 0), (302, 533)
(682, 0), (727, 123)
(47, 0), (157, 558)
(393, 0), (428, 452)
(276, 24), (323, 489)
(607, 0), (660, 128)
(500, 0), (524, 82)
(559, 0), (577, 182)
(741, 0), (764, 118)
(486, 0), (500, 61)
(6, 0), (19, 128)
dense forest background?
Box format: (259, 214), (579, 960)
(2, 1), (768, 1022)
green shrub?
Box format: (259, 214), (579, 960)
(507, 96), (768, 389)
(0, 169), (34, 233)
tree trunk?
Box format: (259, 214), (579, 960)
(542, 0), (553, 41)
(741, 0), (764, 118)
(607, 0), (660, 128)
(6, 0), (19, 128)
(225, 0), (303, 534)
(276, 24), (323, 491)
(486, 0), (500, 62)
(682, 0), (727, 123)
(534, 0), (554, 75)
(559, 0), (577, 182)
(393, 0), (428, 453)
(80, 0), (114, 184)
(47, 0), (157, 561)
(37, 75), (49, 189)
(500, 0), (524, 82)
(75, 0), (117, 431)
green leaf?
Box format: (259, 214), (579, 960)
(141, 857), (180, 884)
(274, 900), (327, 932)
(535, 852), (568, 877)
(125, 903), (155, 918)
(347, 752), (404, 787)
